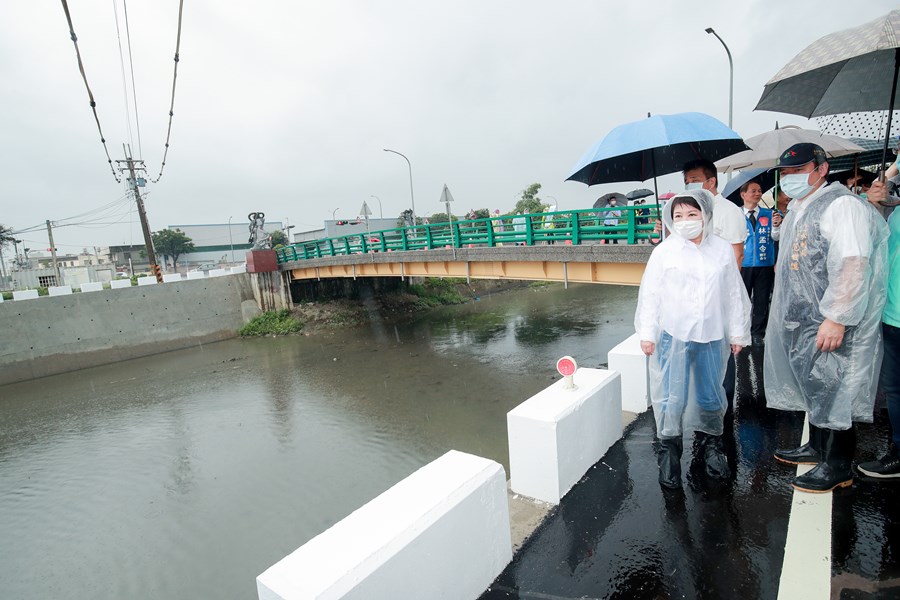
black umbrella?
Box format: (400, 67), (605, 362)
(593, 193), (626, 209)
(755, 10), (900, 177)
(825, 137), (898, 172)
(625, 189), (654, 201)
(721, 168), (778, 205)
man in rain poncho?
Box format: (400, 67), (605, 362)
(636, 189), (751, 489)
(765, 143), (889, 493)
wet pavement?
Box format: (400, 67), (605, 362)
(481, 345), (900, 600)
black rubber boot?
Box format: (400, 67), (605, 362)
(658, 437), (683, 489)
(698, 432), (731, 480)
(774, 423), (822, 465)
(792, 427), (855, 493)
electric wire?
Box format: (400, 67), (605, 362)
(122, 0), (143, 159)
(59, 0), (122, 183)
(152, 0), (185, 183)
(112, 0), (134, 152)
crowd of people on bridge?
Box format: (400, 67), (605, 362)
(636, 141), (899, 494)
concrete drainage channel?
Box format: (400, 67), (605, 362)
(256, 335), (648, 600)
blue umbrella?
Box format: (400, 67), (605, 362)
(566, 112), (749, 186)
(721, 168), (778, 205)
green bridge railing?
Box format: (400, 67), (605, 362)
(276, 205), (660, 264)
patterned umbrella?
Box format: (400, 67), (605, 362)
(755, 10), (900, 173)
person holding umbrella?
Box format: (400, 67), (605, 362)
(764, 143), (890, 493)
(636, 189), (750, 489)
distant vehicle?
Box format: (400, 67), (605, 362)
(114, 271), (131, 279)
(190, 263), (217, 272)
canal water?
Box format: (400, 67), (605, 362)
(0, 282), (637, 600)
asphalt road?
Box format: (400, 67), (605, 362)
(481, 345), (900, 600)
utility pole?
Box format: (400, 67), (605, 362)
(117, 147), (162, 282)
(46, 220), (62, 285)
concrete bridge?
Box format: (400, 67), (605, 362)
(279, 245), (653, 287)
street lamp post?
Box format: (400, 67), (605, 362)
(706, 27), (733, 181)
(705, 27), (733, 130)
(370, 195), (383, 219)
(228, 216), (234, 263)
(383, 149), (416, 226)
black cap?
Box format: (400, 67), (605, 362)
(775, 143), (827, 169)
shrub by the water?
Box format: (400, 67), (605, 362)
(239, 309), (303, 336)
(406, 278), (467, 306)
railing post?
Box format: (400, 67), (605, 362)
(343, 237), (351, 255)
(525, 215), (534, 246)
(486, 218), (495, 247)
(453, 222), (461, 248)
(571, 211), (580, 246)
(401, 228), (409, 251)
(627, 207), (636, 244)
(425, 225), (434, 249)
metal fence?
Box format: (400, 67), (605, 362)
(276, 205), (660, 263)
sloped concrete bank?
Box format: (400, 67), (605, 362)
(0, 274), (256, 386)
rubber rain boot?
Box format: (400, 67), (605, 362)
(774, 423), (821, 465)
(658, 437), (683, 489)
(792, 426), (855, 493)
(701, 433), (731, 480)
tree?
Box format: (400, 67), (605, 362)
(428, 212), (453, 224)
(514, 183), (547, 215)
(0, 224), (14, 250)
(151, 228), (194, 267)
(270, 230), (288, 247)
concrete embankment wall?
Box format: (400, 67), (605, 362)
(0, 274), (256, 386)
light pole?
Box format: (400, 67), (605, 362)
(705, 28), (733, 131)
(332, 208), (340, 220)
(370, 195), (383, 219)
(544, 195), (559, 210)
(706, 27), (733, 181)
(228, 216), (234, 263)
(383, 149), (416, 226)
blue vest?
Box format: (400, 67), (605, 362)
(742, 207), (775, 268)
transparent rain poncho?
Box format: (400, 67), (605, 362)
(764, 183), (890, 429)
(635, 189), (751, 438)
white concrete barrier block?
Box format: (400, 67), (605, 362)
(608, 333), (650, 414)
(186, 271), (205, 280)
(48, 285), (73, 296)
(508, 368), (622, 505)
(80, 282), (104, 293)
(13, 290), (40, 301)
(162, 273), (182, 283)
(209, 268), (229, 278)
(137, 277), (158, 286)
(110, 279), (133, 289)
(231, 265), (247, 274)
(0, 293), (4, 302)
(257, 450), (511, 600)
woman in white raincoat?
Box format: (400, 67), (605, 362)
(635, 189), (751, 489)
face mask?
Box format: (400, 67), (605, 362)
(781, 170), (822, 199)
(673, 219), (703, 240)
(685, 182), (704, 191)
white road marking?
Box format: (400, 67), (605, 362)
(777, 418), (832, 600)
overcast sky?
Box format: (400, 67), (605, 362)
(1, 0), (897, 253)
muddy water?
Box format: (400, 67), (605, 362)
(0, 282), (637, 599)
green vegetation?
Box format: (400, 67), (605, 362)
(513, 183), (548, 215)
(406, 278), (467, 307)
(239, 309), (304, 336)
(151, 228), (195, 267)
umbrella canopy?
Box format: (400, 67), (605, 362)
(566, 112), (749, 185)
(593, 192), (626, 208)
(755, 10), (900, 176)
(721, 168), (778, 204)
(658, 192), (677, 200)
(826, 136), (898, 171)
(755, 10), (900, 117)
(626, 188), (654, 200)
(715, 126), (865, 172)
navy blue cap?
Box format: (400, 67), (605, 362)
(775, 143), (827, 168)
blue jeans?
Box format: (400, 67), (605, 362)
(658, 332), (728, 413)
(884, 323), (900, 448)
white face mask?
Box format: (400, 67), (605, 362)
(685, 182), (704, 191)
(781, 169), (823, 199)
(673, 219), (703, 240)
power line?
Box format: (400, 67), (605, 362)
(152, 0), (185, 183)
(112, 0), (134, 152)
(59, 0), (122, 183)
(122, 0), (143, 159)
